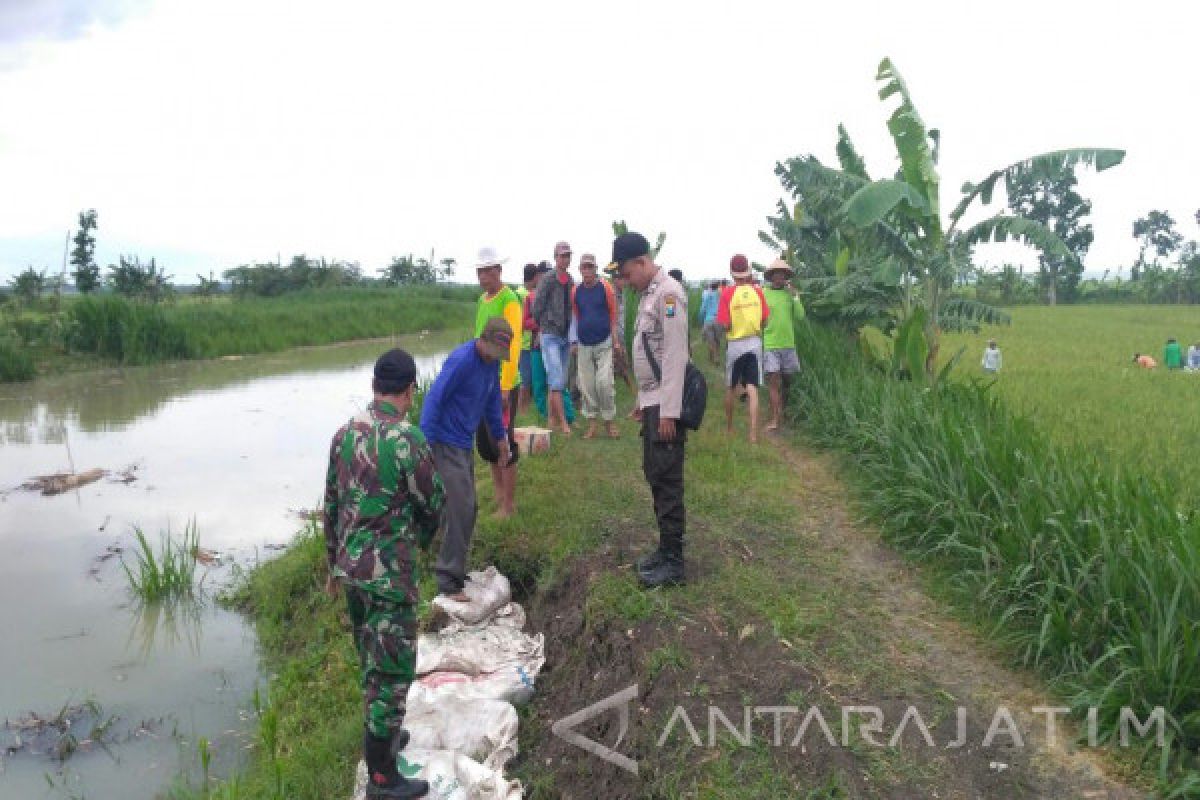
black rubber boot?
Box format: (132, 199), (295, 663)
(389, 728), (410, 758)
(364, 730), (428, 799)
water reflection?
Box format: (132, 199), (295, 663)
(0, 332), (455, 800)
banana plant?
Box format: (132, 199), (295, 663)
(836, 57), (1124, 378)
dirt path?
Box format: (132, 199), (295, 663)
(509, 419), (1150, 798)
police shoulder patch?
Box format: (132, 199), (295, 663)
(664, 294), (679, 318)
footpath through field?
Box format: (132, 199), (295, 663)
(502, 368), (1149, 798)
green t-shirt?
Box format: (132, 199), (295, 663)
(762, 286), (804, 351)
(515, 287), (532, 350)
(475, 286), (521, 337)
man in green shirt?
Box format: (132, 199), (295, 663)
(1164, 337), (1183, 370)
(761, 259), (805, 433)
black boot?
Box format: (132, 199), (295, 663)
(635, 547), (666, 575)
(364, 730), (428, 799)
(638, 542), (685, 588)
(389, 728), (410, 757)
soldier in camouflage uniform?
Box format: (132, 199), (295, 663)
(324, 348), (444, 800)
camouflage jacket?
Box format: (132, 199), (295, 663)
(323, 400), (445, 603)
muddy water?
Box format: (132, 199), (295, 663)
(0, 334), (453, 799)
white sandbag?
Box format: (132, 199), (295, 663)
(436, 602), (527, 635)
(405, 694), (519, 770)
(416, 626), (544, 678)
(352, 749), (522, 800)
(409, 662), (540, 707)
(431, 567), (511, 626)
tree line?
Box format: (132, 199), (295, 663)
(4, 209), (458, 306)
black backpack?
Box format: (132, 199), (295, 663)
(642, 332), (707, 430)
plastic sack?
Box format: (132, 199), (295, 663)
(431, 567), (511, 627)
(416, 626), (544, 678)
(352, 748), (522, 800)
(409, 663), (540, 707)
(405, 694), (519, 770)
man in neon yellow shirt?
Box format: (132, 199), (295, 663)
(762, 259), (805, 433)
(474, 247), (523, 519)
(716, 254), (769, 444)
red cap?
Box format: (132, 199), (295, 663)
(730, 254), (750, 275)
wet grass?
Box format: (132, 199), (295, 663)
(122, 521), (201, 603)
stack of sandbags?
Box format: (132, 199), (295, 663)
(351, 567), (542, 800)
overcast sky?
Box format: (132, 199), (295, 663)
(1, 0), (1197, 285)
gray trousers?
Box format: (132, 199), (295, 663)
(431, 442), (476, 595)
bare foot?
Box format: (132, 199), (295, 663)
(606, 422), (620, 439)
(764, 422), (779, 433)
(583, 422), (598, 439)
(492, 508), (514, 521)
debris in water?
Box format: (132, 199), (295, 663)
(108, 464), (140, 485)
(22, 469), (106, 496)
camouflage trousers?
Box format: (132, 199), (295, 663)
(345, 586), (418, 739)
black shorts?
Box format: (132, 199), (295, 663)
(730, 352), (760, 388)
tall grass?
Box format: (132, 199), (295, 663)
(66, 286), (477, 367)
(0, 338), (35, 381)
(792, 322), (1200, 793)
(121, 521), (201, 602)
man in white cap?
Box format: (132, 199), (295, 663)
(716, 254), (769, 444)
(474, 246), (523, 518)
(761, 258), (805, 433)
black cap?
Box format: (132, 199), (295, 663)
(667, 268), (683, 283)
(536, 260), (551, 274)
(373, 348), (417, 390)
(611, 232), (650, 268)
(523, 262), (538, 281)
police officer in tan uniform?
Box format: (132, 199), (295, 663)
(612, 232), (689, 588)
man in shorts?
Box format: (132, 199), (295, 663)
(717, 254), (769, 444)
(761, 259), (804, 433)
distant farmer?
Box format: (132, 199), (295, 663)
(571, 253), (620, 438)
(1134, 353), (1158, 369)
(614, 231), (689, 588)
(420, 319), (512, 601)
(532, 241), (576, 435)
(474, 247), (523, 518)
(1164, 337), (1183, 370)
(698, 280), (722, 366)
(717, 254), (769, 444)
(761, 259), (805, 432)
(516, 263), (538, 413)
(981, 339), (1003, 374)
(324, 348), (444, 800)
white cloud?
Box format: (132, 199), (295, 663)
(1, 0), (1197, 285)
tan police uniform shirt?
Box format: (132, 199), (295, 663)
(633, 267), (689, 419)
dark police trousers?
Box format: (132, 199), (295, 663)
(640, 405), (686, 557)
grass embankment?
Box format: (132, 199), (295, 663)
(184, 338), (1162, 799)
(939, 305), (1200, 491)
(3, 285), (477, 380)
(795, 322), (1200, 796)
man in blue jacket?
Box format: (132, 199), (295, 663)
(420, 318), (512, 601)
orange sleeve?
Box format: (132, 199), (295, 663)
(716, 286), (733, 328)
(757, 286), (769, 324)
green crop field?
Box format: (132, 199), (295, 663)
(940, 305), (1200, 492)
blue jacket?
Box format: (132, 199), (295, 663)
(420, 340), (505, 450)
